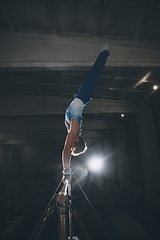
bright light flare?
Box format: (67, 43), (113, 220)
(153, 85), (158, 90)
(88, 156), (104, 172)
(71, 167), (88, 189)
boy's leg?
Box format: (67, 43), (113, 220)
(74, 46), (109, 105)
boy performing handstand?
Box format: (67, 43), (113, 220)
(62, 44), (110, 182)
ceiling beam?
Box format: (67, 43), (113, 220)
(102, 70), (119, 98)
(93, 0), (105, 37)
(0, 117), (116, 132)
(121, 70), (149, 100)
(44, 0), (57, 34)
(1, 0), (16, 31)
(0, 129), (107, 144)
(1, 32), (160, 69)
(33, 72), (42, 95)
(132, 0), (158, 41)
(0, 96), (138, 116)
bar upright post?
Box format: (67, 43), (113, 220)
(68, 183), (73, 240)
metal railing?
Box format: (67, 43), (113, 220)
(30, 176), (79, 240)
(30, 170), (110, 240)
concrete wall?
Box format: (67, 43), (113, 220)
(136, 103), (160, 204)
(115, 121), (131, 189)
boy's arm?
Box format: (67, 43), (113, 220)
(62, 119), (79, 181)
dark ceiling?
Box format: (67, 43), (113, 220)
(0, 0), (160, 148)
(1, 0), (160, 41)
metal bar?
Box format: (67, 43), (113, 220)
(57, 203), (68, 240)
(68, 183), (73, 240)
(57, 179), (70, 240)
(30, 180), (62, 240)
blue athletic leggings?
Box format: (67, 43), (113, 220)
(74, 50), (109, 105)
